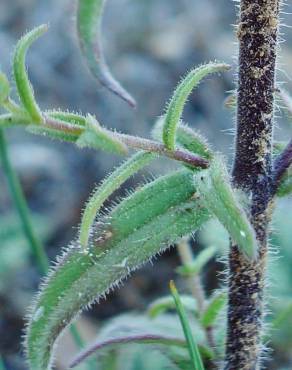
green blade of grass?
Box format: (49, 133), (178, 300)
(170, 280), (205, 370)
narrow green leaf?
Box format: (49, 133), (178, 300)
(45, 110), (87, 126)
(79, 151), (155, 249)
(276, 170), (292, 197)
(153, 117), (213, 160)
(176, 246), (217, 277)
(70, 334), (187, 368)
(147, 295), (197, 318)
(194, 157), (257, 260)
(170, 281), (205, 370)
(27, 125), (80, 143)
(200, 292), (227, 328)
(13, 25), (48, 123)
(0, 72), (10, 104)
(76, 114), (128, 155)
(162, 62), (230, 150)
(77, 0), (136, 107)
(25, 170), (210, 370)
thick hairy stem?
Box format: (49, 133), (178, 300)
(225, 1), (280, 369)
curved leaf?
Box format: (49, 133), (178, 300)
(70, 334), (187, 368)
(13, 25), (47, 122)
(25, 170), (210, 369)
(162, 63), (230, 150)
(194, 157), (257, 260)
(200, 292), (227, 328)
(77, 0), (136, 107)
(79, 151), (155, 249)
(147, 295), (197, 318)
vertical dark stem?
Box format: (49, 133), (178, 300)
(225, 1), (280, 369)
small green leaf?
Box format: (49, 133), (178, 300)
(200, 292), (227, 328)
(0, 72), (10, 104)
(170, 281), (205, 370)
(276, 168), (292, 197)
(79, 151), (155, 249)
(25, 170), (210, 370)
(194, 157), (257, 260)
(147, 295), (197, 318)
(162, 62), (230, 150)
(153, 117), (213, 160)
(76, 114), (128, 155)
(77, 0), (136, 107)
(13, 25), (48, 123)
(46, 110), (87, 126)
(176, 246), (217, 276)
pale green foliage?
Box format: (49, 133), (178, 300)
(170, 281), (205, 370)
(176, 246), (217, 276)
(79, 151), (155, 249)
(200, 292), (227, 328)
(0, 72), (10, 104)
(147, 295), (197, 318)
(77, 114), (128, 154)
(194, 157), (258, 260)
(13, 25), (47, 122)
(162, 62), (230, 150)
(25, 170), (210, 369)
(77, 0), (135, 107)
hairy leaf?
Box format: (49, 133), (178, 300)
(25, 170), (210, 369)
(162, 63), (230, 150)
(13, 25), (47, 123)
(153, 117), (213, 160)
(76, 114), (128, 155)
(170, 281), (205, 370)
(79, 151), (155, 249)
(77, 0), (136, 107)
(194, 157), (257, 260)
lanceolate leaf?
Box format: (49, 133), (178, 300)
(77, 0), (136, 107)
(200, 292), (227, 328)
(170, 281), (205, 370)
(13, 25), (47, 123)
(25, 170), (210, 370)
(79, 151), (155, 249)
(147, 295), (197, 318)
(162, 63), (230, 151)
(176, 246), (217, 276)
(70, 334), (187, 368)
(195, 157), (257, 260)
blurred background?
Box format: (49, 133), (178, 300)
(0, 0), (291, 369)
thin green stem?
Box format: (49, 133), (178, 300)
(0, 129), (93, 369)
(0, 129), (48, 273)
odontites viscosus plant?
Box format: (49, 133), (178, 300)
(0, 0), (291, 369)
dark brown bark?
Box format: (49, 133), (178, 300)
(225, 1), (280, 369)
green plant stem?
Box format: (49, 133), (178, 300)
(0, 113), (209, 169)
(0, 129), (92, 369)
(0, 129), (49, 273)
(177, 238), (217, 359)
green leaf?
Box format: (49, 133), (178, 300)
(170, 281), (205, 370)
(194, 157), (257, 260)
(79, 151), (155, 249)
(0, 72), (10, 104)
(76, 114), (128, 155)
(70, 334), (187, 368)
(153, 117), (213, 160)
(147, 295), (197, 318)
(25, 170), (210, 370)
(176, 246), (217, 277)
(13, 25), (48, 123)
(200, 292), (227, 328)
(162, 62), (230, 150)
(77, 0), (136, 107)
(276, 168), (292, 197)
